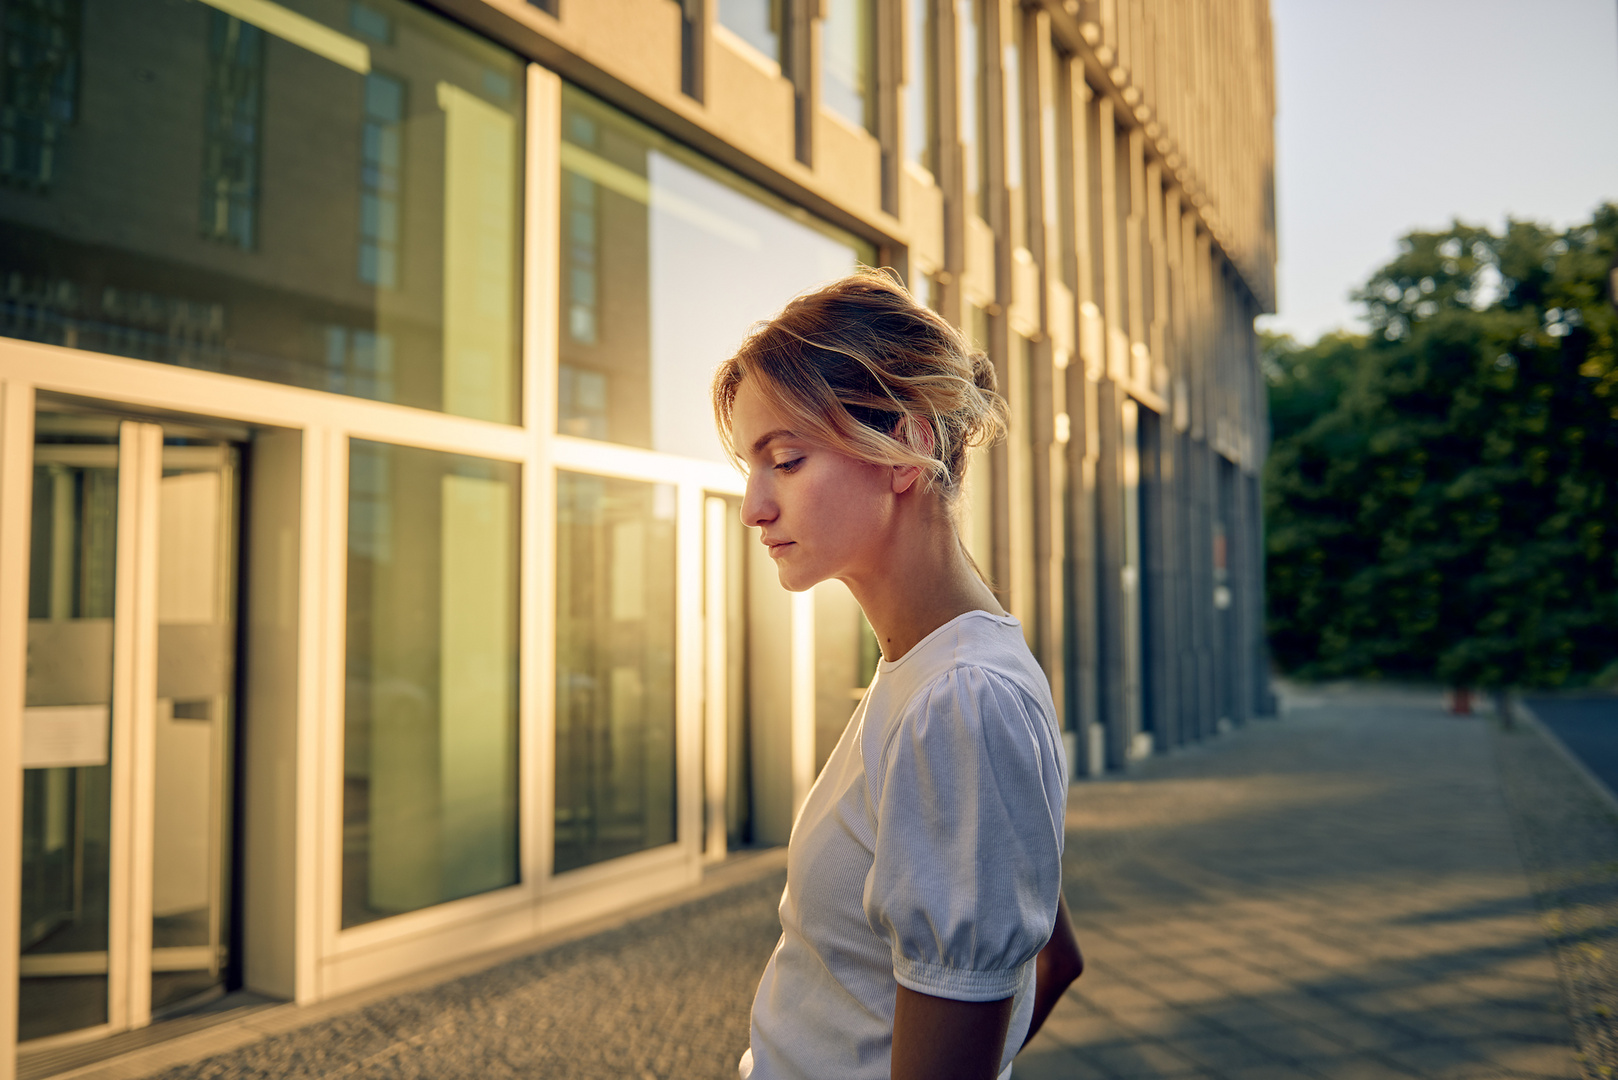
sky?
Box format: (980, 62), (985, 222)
(1261, 0), (1618, 344)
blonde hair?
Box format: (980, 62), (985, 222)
(712, 268), (1008, 516)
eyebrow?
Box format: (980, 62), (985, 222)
(749, 428), (799, 457)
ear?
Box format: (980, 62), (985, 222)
(889, 413), (935, 496)
(891, 462), (925, 495)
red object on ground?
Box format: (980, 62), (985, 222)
(1448, 688), (1473, 715)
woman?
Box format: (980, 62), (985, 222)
(714, 269), (1083, 1080)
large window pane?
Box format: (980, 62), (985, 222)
(718, 0), (784, 64)
(21, 414), (119, 1041)
(343, 441), (519, 928)
(559, 85), (875, 461)
(555, 472), (677, 873)
(822, 0), (875, 131)
(0, 0), (523, 423)
(958, 0), (986, 215)
(905, 0), (936, 171)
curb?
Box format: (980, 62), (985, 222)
(1516, 701), (1618, 819)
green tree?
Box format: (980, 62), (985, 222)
(1265, 204), (1618, 690)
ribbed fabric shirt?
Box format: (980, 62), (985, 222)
(739, 610), (1069, 1080)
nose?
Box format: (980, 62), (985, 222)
(741, 473), (775, 530)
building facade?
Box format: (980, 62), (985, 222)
(0, 0), (1274, 1069)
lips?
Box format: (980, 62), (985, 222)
(764, 539), (794, 558)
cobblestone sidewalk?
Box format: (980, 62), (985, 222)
(67, 684), (1601, 1080)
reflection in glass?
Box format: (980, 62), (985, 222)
(958, 0), (986, 214)
(823, 0), (875, 131)
(1010, 333), (1036, 646)
(555, 472), (677, 873)
(714, 496), (753, 850)
(905, 0), (935, 170)
(718, 0), (784, 64)
(358, 72), (405, 288)
(343, 441), (520, 928)
(962, 307), (994, 573)
(151, 438), (240, 1014)
(0, 0), (81, 189)
(0, 0), (523, 423)
(1004, 14), (1024, 194)
(558, 85), (874, 461)
(199, 13), (264, 249)
(21, 414), (119, 1042)
(814, 582), (865, 775)
(910, 271), (933, 312)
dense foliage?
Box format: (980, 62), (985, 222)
(1264, 204), (1618, 690)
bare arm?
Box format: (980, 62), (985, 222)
(890, 986), (1015, 1080)
(1021, 894), (1084, 1050)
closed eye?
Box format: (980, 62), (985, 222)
(774, 457), (805, 473)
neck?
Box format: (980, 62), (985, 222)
(840, 498), (1006, 663)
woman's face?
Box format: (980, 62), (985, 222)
(731, 378), (899, 593)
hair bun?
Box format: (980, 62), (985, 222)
(969, 350), (997, 395)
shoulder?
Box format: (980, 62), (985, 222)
(878, 614), (1054, 731)
(865, 619), (1062, 791)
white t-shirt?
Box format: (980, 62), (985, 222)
(740, 610), (1069, 1080)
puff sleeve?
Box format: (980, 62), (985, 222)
(861, 665), (1067, 1002)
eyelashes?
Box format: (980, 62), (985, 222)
(774, 457), (805, 473)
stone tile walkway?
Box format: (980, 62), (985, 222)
(1020, 686), (1582, 1080)
(72, 685), (1590, 1080)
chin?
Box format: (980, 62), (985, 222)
(775, 564), (826, 593)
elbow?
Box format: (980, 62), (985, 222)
(1037, 940), (1084, 992)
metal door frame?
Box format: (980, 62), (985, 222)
(13, 418), (239, 1049)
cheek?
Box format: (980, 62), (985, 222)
(810, 465), (889, 533)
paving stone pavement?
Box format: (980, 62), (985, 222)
(1019, 686), (1584, 1080)
(100, 685), (1589, 1080)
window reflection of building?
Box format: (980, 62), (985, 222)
(958, 0), (985, 215)
(718, 0), (783, 65)
(563, 112), (599, 346)
(822, 0), (875, 131)
(554, 473), (678, 874)
(358, 72), (403, 288)
(323, 325), (395, 400)
(343, 441), (521, 928)
(0, 0), (81, 189)
(557, 84), (874, 461)
(904, 0), (935, 172)
(200, 14), (264, 250)
(0, 0), (522, 422)
(349, 2), (393, 43)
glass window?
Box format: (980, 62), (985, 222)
(822, 0), (875, 131)
(904, 0), (935, 171)
(962, 307), (993, 572)
(1004, 10), (1024, 193)
(200, 13), (264, 250)
(0, 0), (81, 189)
(342, 440), (520, 928)
(358, 72), (405, 289)
(957, 0), (986, 216)
(0, 0), (523, 424)
(910, 269), (933, 311)
(559, 85), (875, 462)
(718, 0), (784, 65)
(21, 414), (119, 1042)
(555, 472), (678, 873)
(814, 582), (864, 775)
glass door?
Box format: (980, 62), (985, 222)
(20, 412), (240, 1045)
(150, 439), (238, 1016)
(21, 415), (120, 1043)
(703, 495), (751, 857)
